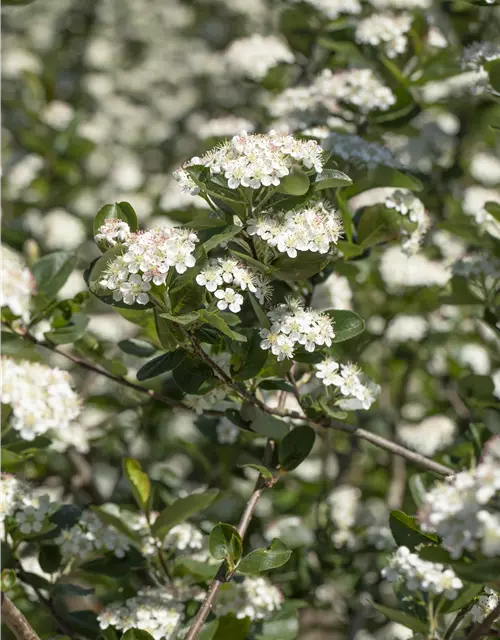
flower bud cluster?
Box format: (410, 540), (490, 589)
(355, 13), (413, 59)
(418, 438), (500, 558)
(382, 546), (463, 599)
(55, 511), (130, 562)
(315, 358), (379, 410)
(260, 298), (335, 361)
(1, 245), (36, 322)
(384, 191), (430, 254)
(247, 201), (343, 258)
(175, 130), (324, 193)
(223, 35), (294, 81)
(1, 357), (81, 441)
(196, 256), (272, 311)
(97, 224), (199, 306)
(215, 576), (283, 621)
(98, 586), (185, 640)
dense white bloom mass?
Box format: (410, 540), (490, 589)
(384, 191), (430, 254)
(215, 576), (283, 620)
(315, 68), (396, 114)
(418, 439), (500, 558)
(260, 298), (335, 360)
(98, 587), (185, 640)
(1, 475), (58, 537)
(397, 415), (456, 457)
(175, 130), (323, 193)
(315, 358), (379, 410)
(196, 116), (256, 140)
(379, 246), (451, 289)
(1, 357), (81, 441)
(224, 35), (294, 81)
(0, 245), (35, 321)
(385, 315), (429, 344)
(96, 222), (199, 305)
(196, 256), (272, 308)
(382, 546), (463, 599)
(355, 13), (412, 59)
(248, 201), (343, 257)
(463, 186), (500, 239)
(292, 0), (361, 19)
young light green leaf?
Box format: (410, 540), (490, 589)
(209, 523), (243, 565)
(151, 489), (219, 540)
(237, 538), (292, 575)
(123, 458), (151, 513)
(238, 464), (274, 480)
(279, 426), (316, 471)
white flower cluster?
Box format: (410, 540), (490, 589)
(382, 546), (463, 599)
(355, 13), (413, 58)
(56, 511), (130, 563)
(1, 475), (27, 527)
(260, 298), (335, 361)
(224, 35), (294, 81)
(196, 116), (256, 140)
(215, 576), (283, 621)
(471, 587), (499, 623)
(315, 358), (379, 410)
(94, 218), (132, 248)
(385, 315), (429, 344)
(315, 68), (396, 114)
(1, 357), (81, 442)
(128, 512), (206, 558)
(98, 587), (184, 640)
(175, 130), (323, 193)
(291, 0), (361, 19)
(1, 475), (60, 538)
(311, 273), (353, 311)
(248, 201), (343, 258)
(462, 41), (500, 82)
(97, 224), (199, 305)
(384, 191), (430, 254)
(323, 133), (398, 169)
(1, 245), (35, 321)
(196, 256), (272, 311)
(418, 439), (500, 558)
(397, 415), (456, 457)
(379, 246), (451, 290)
(463, 186), (500, 239)
(328, 485), (361, 548)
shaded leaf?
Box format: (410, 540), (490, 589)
(371, 603), (427, 633)
(237, 538), (292, 575)
(279, 426), (316, 471)
(33, 251), (77, 298)
(151, 489), (219, 540)
(136, 350), (187, 381)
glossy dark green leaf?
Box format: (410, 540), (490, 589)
(118, 339), (157, 357)
(93, 201), (138, 237)
(123, 458), (151, 512)
(204, 225), (242, 252)
(160, 311), (199, 326)
(120, 629), (155, 640)
(279, 426), (316, 471)
(313, 169), (352, 190)
(154, 309), (181, 351)
(32, 251), (77, 298)
(371, 604), (427, 633)
(452, 558), (500, 583)
(198, 310), (247, 342)
(272, 252), (331, 281)
(213, 615), (251, 640)
(172, 355), (215, 393)
(151, 489), (219, 540)
(441, 582), (483, 613)
(485, 200), (500, 222)
(389, 510), (439, 550)
(486, 58), (500, 93)
(326, 309), (365, 343)
(237, 538), (292, 575)
(234, 330), (268, 380)
(136, 350), (187, 381)
(242, 405), (289, 440)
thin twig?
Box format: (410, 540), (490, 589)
(466, 603), (500, 640)
(1, 594), (41, 640)
(184, 441), (276, 640)
(444, 603), (473, 640)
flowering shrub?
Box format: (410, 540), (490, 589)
(2, 0), (500, 639)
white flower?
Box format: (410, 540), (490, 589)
(382, 546), (463, 599)
(311, 273), (353, 311)
(40, 101), (74, 130)
(42, 209), (87, 251)
(315, 358), (340, 386)
(471, 588), (499, 623)
(214, 288), (244, 313)
(165, 523), (204, 553)
(328, 486), (361, 548)
(292, 0), (361, 19)
(215, 577), (283, 620)
(94, 218), (132, 248)
(1, 357), (81, 442)
(115, 274), (151, 305)
(463, 186), (500, 239)
(224, 35), (294, 81)
(397, 416), (456, 457)
(196, 115), (256, 139)
(380, 246), (451, 290)
(384, 190), (430, 254)
(0, 245), (35, 322)
(458, 343), (491, 375)
(355, 13), (413, 59)
(385, 315), (429, 344)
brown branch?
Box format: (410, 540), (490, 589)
(184, 440), (276, 640)
(1, 593), (41, 640)
(466, 603), (500, 640)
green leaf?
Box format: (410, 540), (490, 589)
(136, 350), (187, 381)
(38, 546), (62, 574)
(32, 251), (77, 298)
(204, 225), (242, 252)
(90, 506), (141, 544)
(209, 523), (243, 566)
(118, 339), (157, 357)
(93, 201), (138, 238)
(371, 604), (427, 633)
(229, 250), (271, 275)
(123, 458), (151, 512)
(337, 241), (364, 258)
(198, 310), (247, 342)
(151, 489), (219, 540)
(459, 375), (494, 401)
(486, 58), (500, 93)
(389, 510), (439, 550)
(174, 557), (219, 581)
(442, 276), (482, 305)
(52, 583), (94, 598)
(198, 620), (219, 640)
(44, 313), (89, 344)
(313, 169), (352, 190)
(234, 330), (268, 380)
(485, 200), (500, 222)
(408, 474), (428, 508)
(279, 426), (316, 471)
(452, 558), (500, 583)
(237, 538), (292, 575)
(154, 309), (181, 351)
(249, 294), (271, 328)
(172, 355), (215, 393)
(272, 252), (331, 281)
(357, 207), (400, 249)
(279, 167), (311, 195)
(159, 311), (200, 326)
(238, 464), (274, 480)
(336, 190), (355, 243)
(441, 582), (483, 613)
(326, 310), (365, 343)
(258, 380), (294, 392)
(213, 615), (251, 640)
(120, 630), (155, 640)
(242, 405), (290, 440)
